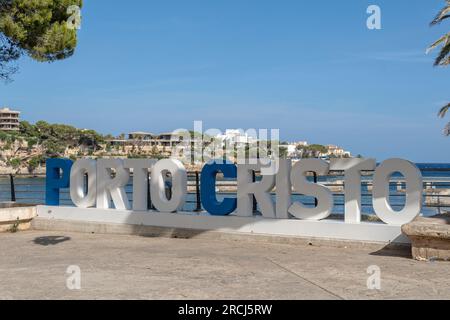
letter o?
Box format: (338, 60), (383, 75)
(372, 159), (422, 225)
(150, 159), (187, 213)
(70, 159), (97, 208)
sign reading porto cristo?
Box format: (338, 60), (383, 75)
(45, 157), (423, 227)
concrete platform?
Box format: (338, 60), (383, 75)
(36, 205), (410, 244)
(31, 217), (407, 250)
(0, 203), (36, 232)
(0, 230), (449, 299)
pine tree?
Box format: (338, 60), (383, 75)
(0, 0), (82, 81)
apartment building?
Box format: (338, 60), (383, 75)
(0, 107), (20, 131)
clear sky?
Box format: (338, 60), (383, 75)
(1, 0), (449, 162)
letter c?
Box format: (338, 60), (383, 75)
(201, 161), (237, 215)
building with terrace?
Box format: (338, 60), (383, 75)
(0, 107), (20, 131)
(128, 132), (155, 141)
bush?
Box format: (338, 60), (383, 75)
(27, 156), (44, 172)
(8, 158), (21, 169)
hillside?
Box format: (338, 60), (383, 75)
(0, 121), (106, 174)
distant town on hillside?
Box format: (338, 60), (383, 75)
(0, 107), (354, 174)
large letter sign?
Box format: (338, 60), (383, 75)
(237, 160), (276, 218)
(275, 159), (292, 219)
(372, 159), (422, 225)
(45, 157), (425, 228)
(150, 159), (187, 213)
(124, 159), (156, 211)
(46, 158), (73, 206)
(70, 159), (97, 208)
(200, 160), (237, 216)
(330, 158), (376, 224)
(289, 159), (333, 220)
(97, 159), (131, 210)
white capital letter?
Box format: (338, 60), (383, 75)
(96, 159), (131, 210)
(237, 160), (276, 218)
(372, 159), (422, 225)
(330, 158), (376, 224)
(124, 159), (156, 211)
(289, 159), (333, 220)
(70, 159), (97, 208)
(276, 159), (292, 219)
(150, 159), (187, 213)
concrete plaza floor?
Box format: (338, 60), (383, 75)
(0, 230), (449, 300)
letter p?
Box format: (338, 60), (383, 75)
(46, 158), (73, 205)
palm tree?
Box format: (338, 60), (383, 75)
(439, 103), (450, 135)
(427, 1), (450, 135)
(427, 1), (450, 66)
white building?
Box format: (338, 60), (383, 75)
(327, 145), (351, 157)
(279, 144), (298, 158)
(295, 141), (308, 147)
(215, 129), (257, 145)
(279, 141), (309, 158)
(0, 107), (20, 131)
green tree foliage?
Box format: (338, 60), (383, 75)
(150, 145), (164, 160)
(307, 144), (328, 154)
(27, 155), (44, 172)
(279, 146), (288, 159)
(8, 157), (20, 168)
(0, 130), (8, 141)
(19, 120), (106, 157)
(296, 144), (328, 158)
(0, 0), (82, 81)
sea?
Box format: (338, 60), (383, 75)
(0, 163), (448, 217)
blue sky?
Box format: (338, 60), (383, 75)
(1, 0), (449, 162)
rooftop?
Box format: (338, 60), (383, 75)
(0, 107), (20, 114)
(129, 132), (154, 136)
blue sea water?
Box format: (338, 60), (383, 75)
(0, 163), (449, 216)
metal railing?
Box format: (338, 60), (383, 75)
(0, 166), (449, 215)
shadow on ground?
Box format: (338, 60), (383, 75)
(369, 244), (412, 259)
(33, 236), (71, 246)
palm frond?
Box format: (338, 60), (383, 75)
(427, 32), (450, 66)
(439, 55), (450, 65)
(438, 102), (450, 118)
(427, 33), (450, 54)
(443, 122), (450, 136)
(430, 3), (450, 25)
(435, 41), (450, 66)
